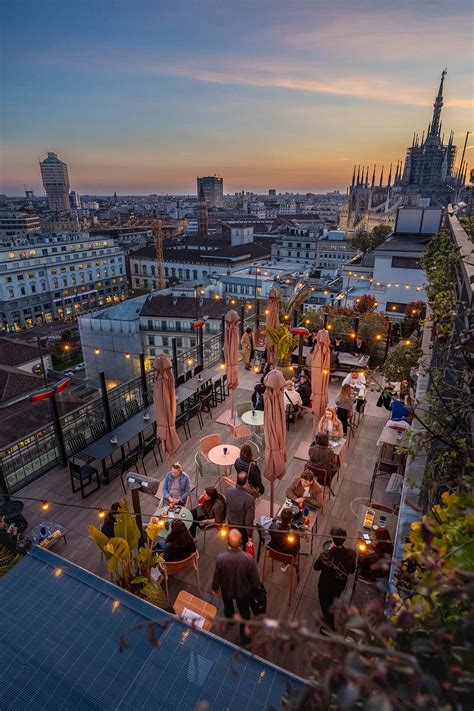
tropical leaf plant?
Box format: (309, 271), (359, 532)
(266, 325), (298, 366)
(0, 546), (21, 578)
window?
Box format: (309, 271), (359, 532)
(391, 256), (421, 270)
(20, 287), (26, 296)
(17, 274), (24, 281)
(5, 276), (12, 283)
(7, 287), (14, 298)
(147, 320), (153, 329)
(148, 336), (155, 345)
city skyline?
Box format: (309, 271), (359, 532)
(1, 0), (472, 195)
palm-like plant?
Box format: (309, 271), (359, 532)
(266, 325), (298, 366)
(0, 546), (21, 579)
(88, 499), (167, 607)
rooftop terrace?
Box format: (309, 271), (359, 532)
(15, 365), (394, 679)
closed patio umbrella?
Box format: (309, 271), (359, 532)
(153, 353), (181, 462)
(265, 287), (280, 365)
(263, 368), (287, 515)
(223, 309), (240, 419)
(311, 328), (331, 428)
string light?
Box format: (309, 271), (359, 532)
(9, 494), (378, 544)
(375, 334), (382, 341)
(220, 363), (226, 370)
(357, 541), (367, 553)
(247, 304), (252, 310)
(327, 324), (333, 330)
(98, 509), (106, 519)
(64, 344), (70, 352)
(264, 309), (269, 315)
(186, 357), (193, 366)
(94, 348), (101, 355)
(322, 369), (328, 375)
(125, 352), (131, 359)
(287, 533), (296, 544)
(41, 501), (50, 511)
(346, 271), (426, 291)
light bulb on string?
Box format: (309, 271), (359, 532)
(41, 501), (50, 511)
(98, 509), (106, 519)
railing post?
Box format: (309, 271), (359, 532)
(0, 464), (10, 497)
(256, 299), (260, 330)
(171, 338), (179, 382)
(221, 314), (226, 357)
(240, 305), (245, 338)
(50, 393), (67, 466)
(139, 352), (148, 407)
(384, 321), (392, 363)
(353, 316), (360, 341)
(99, 371), (112, 432)
(198, 326), (204, 370)
(297, 334), (305, 372)
(323, 313), (328, 328)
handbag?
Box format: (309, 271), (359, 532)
(250, 584), (267, 615)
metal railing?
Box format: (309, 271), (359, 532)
(0, 313), (256, 494)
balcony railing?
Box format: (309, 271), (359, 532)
(0, 313), (255, 494)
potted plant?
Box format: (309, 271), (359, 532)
(266, 324), (298, 379)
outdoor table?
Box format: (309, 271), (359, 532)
(27, 521), (67, 548)
(338, 353), (369, 368)
(241, 410), (264, 428)
(291, 345), (312, 363)
(207, 444), (240, 474)
(78, 407), (156, 481)
(174, 590), (217, 631)
(151, 503), (193, 539)
(257, 497), (319, 561)
(350, 497), (398, 543)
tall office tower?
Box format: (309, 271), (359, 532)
(196, 175), (223, 208)
(39, 152), (71, 212)
(197, 182), (209, 239)
(69, 190), (81, 209)
(268, 189), (277, 197)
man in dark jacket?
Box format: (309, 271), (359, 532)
(268, 507), (300, 571)
(212, 528), (261, 645)
(314, 527), (356, 631)
(225, 472), (255, 549)
(297, 373), (312, 407)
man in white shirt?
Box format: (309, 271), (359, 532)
(284, 380), (303, 407)
(342, 369), (366, 392)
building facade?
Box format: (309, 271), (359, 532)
(197, 175), (224, 208)
(0, 232), (127, 331)
(39, 152), (71, 212)
(0, 212), (41, 239)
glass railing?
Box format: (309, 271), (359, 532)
(0, 314), (256, 493)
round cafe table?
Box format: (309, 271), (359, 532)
(208, 444), (240, 476)
(152, 504), (193, 539)
(241, 410), (264, 428)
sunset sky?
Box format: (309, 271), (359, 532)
(1, 0), (472, 195)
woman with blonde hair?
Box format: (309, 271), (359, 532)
(335, 384), (354, 436)
(318, 406), (343, 439)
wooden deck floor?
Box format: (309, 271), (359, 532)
(18, 366), (395, 677)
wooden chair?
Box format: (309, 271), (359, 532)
(303, 462), (333, 506)
(200, 434), (220, 461)
(262, 546), (300, 607)
(162, 551), (200, 602)
(226, 418), (252, 442)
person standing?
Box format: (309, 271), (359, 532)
(335, 384), (354, 435)
(212, 528), (261, 646)
(225, 471), (255, 549)
(234, 444), (265, 497)
(314, 527), (356, 631)
(241, 327), (255, 370)
(162, 462), (191, 506)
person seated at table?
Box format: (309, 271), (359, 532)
(234, 444), (265, 496)
(284, 380), (303, 416)
(399, 378), (415, 407)
(0, 515), (18, 555)
(251, 377), (266, 411)
(342, 369), (366, 392)
(358, 527), (393, 580)
(162, 461), (191, 506)
(296, 373), (312, 407)
(308, 432), (338, 480)
(335, 384), (354, 435)
(159, 520), (197, 562)
(287, 470), (324, 508)
(318, 406), (343, 439)
(352, 336), (368, 357)
(389, 394), (411, 423)
(333, 336), (345, 353)
(189, 487), (226, 538)
(376, 382), (395, 411)
(268, 507), (300, 571)
(100, 501), (120, 538)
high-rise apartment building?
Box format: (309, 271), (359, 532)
(39, 152), (70, 212)
(196, 175), (223, 208)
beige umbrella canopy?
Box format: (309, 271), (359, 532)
(265, 287), (281, 365)
(223, 309), (240, 392)
(311, 329), (331, 427)
(263, 368), (287, 515)
(153, 353), (181, 460)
